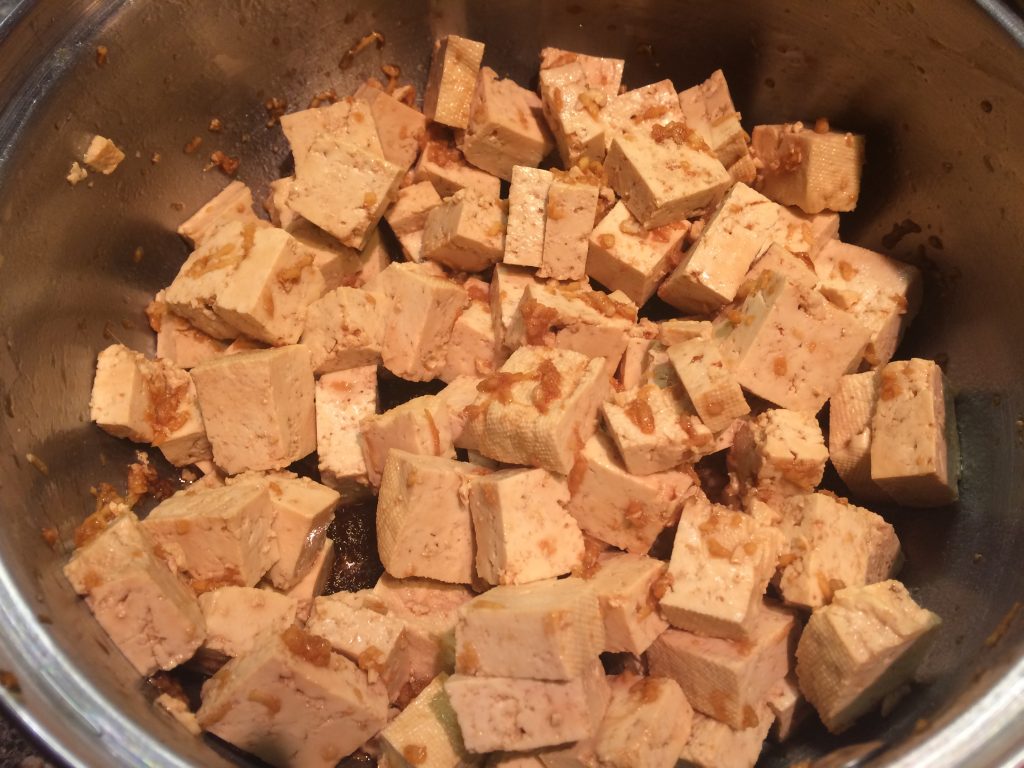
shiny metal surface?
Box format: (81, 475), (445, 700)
(0, 1), (1021, 767)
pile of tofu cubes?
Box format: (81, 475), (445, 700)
(71, 33), (959, 768)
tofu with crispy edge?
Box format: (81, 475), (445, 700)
(196, 627), (387, 767)
(676, 705), (774, 768)
(379, 674), (480, 768)
(539, 47), (624, 97)
(504, 166), (553, 268)
(64, 513), (206, 676)
(315, 367), (377, 501)
(360, 395), (457, 487)
(177, 181), (260, 248)
(422, 189), (507, 272)
(300, 287), (390, 374)
(587, 553), (670, 655)
(441, 281), (500, 383)
(354, 83), (429, 170)
(595, 675), (694, 768)
(191, 345), (316, 474)
(280, 98), (383, 167)
(729, 408), (828, 498)
(667, 336), (751, 433)
(415, 129), (503, 199)
(384, 181), (443, 262)
(423, 35), (486, 129)
(539, 177), (600, 281)
(198, 586), (298, 658)
(796, 580), (941, 733)
(677, 69), (755, 184)
(871, 359), (959, 506)
(538, 62), (608, 168)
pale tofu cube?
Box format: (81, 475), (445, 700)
(198, 586), (298, 657)
(729, 408), (828, 497)
(677, 70), (754, 183)
(566, 432), (694, 553)
(595, 675), (693, 768)
(63, 513), (205, 676)
(777, 492), (902, 610)
(454, 578), (603, 680)
(462, 346), (609, 474)
(660, 493), (782, 640)
(539, 47), (624, 97)
(829, 371), (892, 502)
(191, 345), (316, 473)
(714, 271), (871, 413)
(441, 291), (500, 383)
(587, 553), (670, 655)
(385, 181), (443, 262)
(422, 189), (507, 272)
(213, 227), (326, 346)
(461, 67), (553, 180)
(355, 84), (429, 170)
(617, 321), (660, 391)
(606, 125), (731, 229)
(415, 131), (502, 199)
(676, 706), (773, 768)
(743, 241), (819, 291)
(264, 176), (299, 230)
(602, 80), (684, 151)
(491, 264), (543, 354)
(504, 166), (553, 268)
(538, 62), (608, 168)
(196, 627), (387, 766)
(437, 374), (486, 448)
(83, 134), (124, 174)
(469, 468), (584, 585)
(586, 201), (689, 306)
(813, 240), (923, 369)
(445, 660), (609, 752)
(648, 601), (796, 729)
(257, 476), (339, 589)
(291, 216), (391, 291)
(423, 35), (486, 129)
(658, 183), (779, 312)
(871, 359), (959, 506)
(377, 452), (486, 583)
(289, 135), (403, 250)
(270, 537), (335, 622)
(534, 179), (598, 281)
(667, 337), (751, 433)
(795, 580), (942, 733)
(770, 205), (840, 260)
(315, 367), (377, 501)
(360, 395), (457, 487)
(379, 674), (478, 768)
(301, 287), (390, 374)
(177, 181), (259, 248)
(280, 98), (383, 166)
(149, 301), (228, 370)
(767, 675), (808, 741)
(752, 123), (865, 214)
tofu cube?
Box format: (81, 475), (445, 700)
(462, 346), (609, 474)
(149, 300), (228, 370)
(415, 130), (502, 199)
(796, 580), (942, 733)
(490, 264), (543, 354)
(617, 321), (660, 391)
(752, 123), (865, 213)
(606, 124), (731, 229)
(871, 359), (959, 506)
(677, 70), (754, 183)
(196, 627), (388, 766)
(177, 181), (259, 248)
(743, 241), (819, 291)
(602, 80), (684, 151)
(315, 367), (377, 501)
(63, 513), (205, 676)
(504, 166), (553, 268)
(539, 47), (624, 97)
(714, 271), (871, 413)
(770, 205), (840, 260)
(566, 432), (694, 554)
(355, 84), (429, 170)
(256, 476), (339, 589)
(454, 578), (604, 680)
(595, 675), (694, 768)
(538, 62), (608, 168)
(587, 553), (670, 655)
(82, 134), (125, 174)
(422, 189), (507, 272)
(729, 408), (828, 497)
(379, 674), (477, 767)
(301, 287), (390, 374)
(423, 35), (486, 129)
(191, 345), (316, 474)
(539, 178), (600, 281)
(441, 289), (500, 383)
(437, 374), (487, 448)
(660, 493), (782, 640)
(288, 215), (391, 291)
(384, 181), (443, 262)
(360, 395), (457, 487)
(777, 492), (902, 610)
(829, 371), (891, 502)
(280, 98), (383, 167)
(647, 601), (797, 729)
(198, 586), (298, 657)
(667, 337), (751, 433)
(676, 706), (773, 768)
(269, 537), (335, 622)
(767, 675), (809, 741)
(586, 200), (689, 307)
(658, 182), (779, 312)
(470, 468), (584, 585)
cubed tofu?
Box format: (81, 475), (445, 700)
(813, 240), (923, 369)
(606, 124), (731, 229)
(658, 183), (779, 312)
(441, 287), (500, 383)
(149, 300), (228, 370)
(82, 134), (125, 174)
(586, 201), (689, 306)
(177, 181), (260, 248)
(461, 346), (609, 474)
(196, 627), (388, 767)
(770, 205), (840, 260)
(729, 408), (828, 498)
(777, 492), (902, 610)
(415, 130), (503, 199)
(871, 359), (959, 506)
(63, 513), (205, 676)
(423, 35), (486, 129)
(289, 135), (403, 250)
(360, 395), (457, 487)
(587, 553), (670, 655)
(355, 84), (429, 170)
(595, 675), (693, 768)
(796, 580), (942, 733)
(602, 80), (684, 152)
(280, 98), (383, 166)
(269, 537), (335, 622)
(385, 181), (443, 262)
(648, 601), (796, 729)
(90, 344), (211, 467)
(538, 62), (608, 168)
(743, 241), (819, 291)
(377, 452), (486, 583)
(539, 178), (600, 281)
(714, 271), (871, 413)
(767, 675), (809, 741)
(454, 578), (603, 680)
(437, 374), (486, 448)
(667, 336), (751, 433)
(752, 123), (865, 214)
(470, 468), (584, 585)
(490, 264), (543, 354)
(290, 215), (391, 291)
(829, 371), (892, 503)
(315, 367), (377, 501)
(566, 431), (694, 553)
(660, 493), (782, 639)
(504, 166), (553, 268)
(676, 705), (773, 768)
(191, 345), (316, 474)
(539, 47), (624, 97)
(422, 189), (507, 272)
(617, 321), (660, 391)
(301, 287), (390, 374)
(461, 66), (553, 180)
(379, 674), (479, 768)
(198, 586), (298, 657)
(677, 70), (754, 183)
(445, 660), (609, 752)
